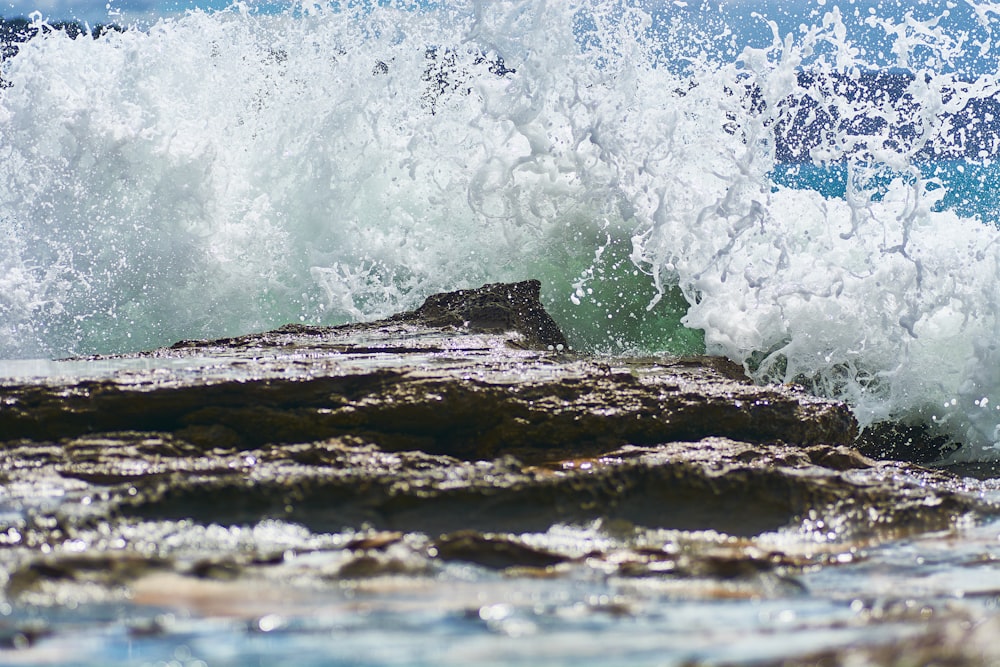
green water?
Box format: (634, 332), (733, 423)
(532, 227), (704, 356)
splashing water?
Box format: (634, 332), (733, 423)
(3, 0), (1000, 459)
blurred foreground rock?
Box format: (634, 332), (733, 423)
(0, 280), (998, 665)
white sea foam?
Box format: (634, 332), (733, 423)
(2, 1), (1000, 458)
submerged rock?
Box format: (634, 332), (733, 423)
(0, 279), (997, 666)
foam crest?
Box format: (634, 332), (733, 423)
(627, 7), (1000, 458)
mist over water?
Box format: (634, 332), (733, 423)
(3, 0), (1000, 459)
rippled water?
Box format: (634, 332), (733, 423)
(1, 516), (998, 666)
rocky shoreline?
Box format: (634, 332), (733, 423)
(1, 280), (999, 664)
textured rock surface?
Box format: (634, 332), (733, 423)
(0, 280), (998, 666)
(0, 282), (854, 460)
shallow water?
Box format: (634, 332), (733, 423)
(2, 515), (999, 667)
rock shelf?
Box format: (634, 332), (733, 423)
(0, 280), (998, 665)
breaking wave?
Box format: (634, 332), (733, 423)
(3, 0), (1000, 459)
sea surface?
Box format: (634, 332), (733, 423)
(2, 0), (1000, 460)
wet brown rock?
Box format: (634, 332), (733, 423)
(0, 356), (856, 461)
(0, 281), (992, 547)
(432, 531), (569, 569)
(7, 434), (981, 545)
(5, 553), (172, 598)
(344, 531), (405, 551)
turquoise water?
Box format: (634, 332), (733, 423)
(774, 160), (1000, 228)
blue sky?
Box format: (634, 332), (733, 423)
(1, 0), (993, 77)
(0, 0), (970, 25)
(2, 0), (241, 24)
(2, 0), (814, 26)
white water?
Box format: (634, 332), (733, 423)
(2, 1), (1000, 458)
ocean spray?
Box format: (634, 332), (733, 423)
(2, 1), (1000, 459)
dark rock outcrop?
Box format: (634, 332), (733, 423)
(392, 279), (567, 349)
(0, 280), (854, 459)
(857, 420), (961, 464)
